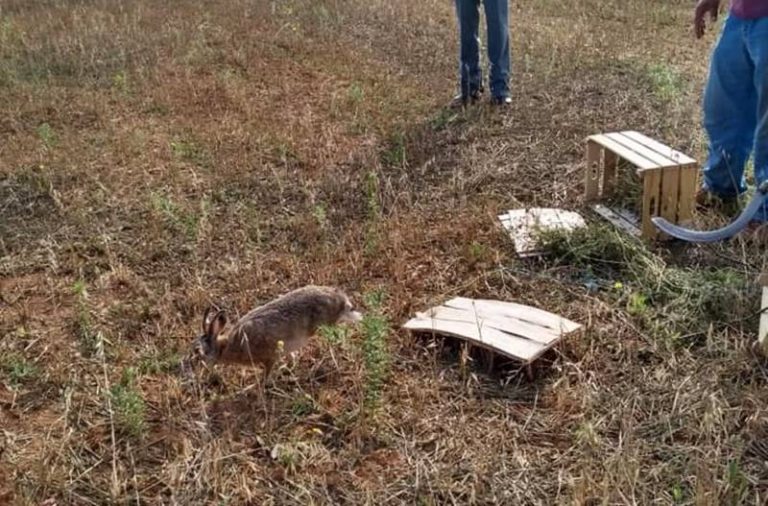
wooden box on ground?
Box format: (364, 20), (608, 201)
(584, 131), (698, 240)
(402, 297), (582, 366)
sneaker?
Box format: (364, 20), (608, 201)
(490, 95), (512, 106)
(450, 87), (483, 109)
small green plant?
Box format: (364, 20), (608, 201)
(724, 460), (748, 503)
(170, 136), (208, 166)
(627, 292), (649, 316)
(1, 353), (39, 387)
(671, 483), (685, 503)
(312, 203), (328, 230)
(150, 192), (207, 240)
(319, 324), (348, 347)
(110, 367), (146, 438)
(360, 289), (390, 414)
(347, 82), (364, 104)
(138, 349), (181, 375)
(36, 123), (57, 149)
(73, 280), (98, 356)
(112, 70), (128, 93)
(645, 62), (684, 102)
(382, 131), (406, 167)
(290, 393), (317, 418)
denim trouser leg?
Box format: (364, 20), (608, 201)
(702, 15), (755, 199)
(455, 0), (482, 96)
(483, 0), (510, 98)
(749, 17), (768, 221)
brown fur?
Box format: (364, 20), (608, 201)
(197, 285), (361, 382)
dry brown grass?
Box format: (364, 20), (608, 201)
(2, 0), (768, 504)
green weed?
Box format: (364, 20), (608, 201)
(1, 352), (39, 387)
(110, 366), (146, 438)
(360, 289), (390, 414)
(73, 280), (98, 356)
(36, 123), (57, 149)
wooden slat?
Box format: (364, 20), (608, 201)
(444, 297), (582, 334)
(592, 204), (641, 237)
(677, 164), (698, 224)
(607, 132), (679, 169)
(420, 306), (562, 345)
(759, 287), (768, 354)
(758, 273), (768, 287)
(660, 166), (681, 224)
(641, 168), (662, 240)
(587, 134), (661, 170)
(403, 317), (548, 363)
(585, 140), (602, 201)
(602, 150), (618, 195)
(621, 131), (697, 165)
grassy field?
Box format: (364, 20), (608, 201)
(2, 0), (768, 504)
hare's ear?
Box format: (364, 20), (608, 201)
(210, 310), (227, 338)
(202, 306), (216, 334)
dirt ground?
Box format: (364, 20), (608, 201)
(2, 0), (768, 504)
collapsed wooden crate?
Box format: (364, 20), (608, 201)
(402, 297), (582, 368)
(498, 208), (586, 258)
(584, 131), (698, 240)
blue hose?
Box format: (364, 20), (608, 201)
(651, 182), (768, 243)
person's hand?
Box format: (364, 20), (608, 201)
(694, 0), (721, 39)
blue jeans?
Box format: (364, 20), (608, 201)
(702, 13), (768, 221)
(455, 0), (510, 99)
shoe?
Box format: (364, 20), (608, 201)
(490, 95), (512, 106)
(450, 87), (483, 109)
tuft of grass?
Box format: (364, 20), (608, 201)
(360, 289), (390, 415)
(110, 366), (146, 438)
(73, 280), (98, 356)
(170, 136), (208, 166)
(36, 122), (57, 149)
(1, 352), (39, 387)
(150, 192), (209, 241)
(645, 62), (684, 102)
(319, 324), (349, 347)
(138, 349), (182, 375)
(382, 131), (406, 167)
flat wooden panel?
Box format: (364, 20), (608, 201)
(587, 134), (661, 170)
(593, 204), (642, 237)
(606, 132), (678, 168)
(677, 164), (698, 224)
(641, 168), (662, 240)
(758, 273), (768, 287)
(585, 140), (602, 200)
(602, 150), (618, 195)
(660, 166), (681, 223)
(420, 305), (562, 345)
(621, 131), (697, 165)
(759, 287), (768, 353)
(444, 297), (582, 334)
(498, 208), (586, 258)
(403, 317), (547, 363)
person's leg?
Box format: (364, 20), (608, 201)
(747, 17), (768, 221)
(455, 0), (483, 99)
(702, 14), (756, 201)
(483, 0), (510, 100)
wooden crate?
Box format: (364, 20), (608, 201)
(584, 131), (698, 240)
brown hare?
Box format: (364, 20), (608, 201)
(196, 285), (362, 385)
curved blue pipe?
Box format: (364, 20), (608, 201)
(651, 183), (768, 243)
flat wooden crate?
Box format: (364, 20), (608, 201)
(402, 297), (582, 366)
(584, 131), (698, 240)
